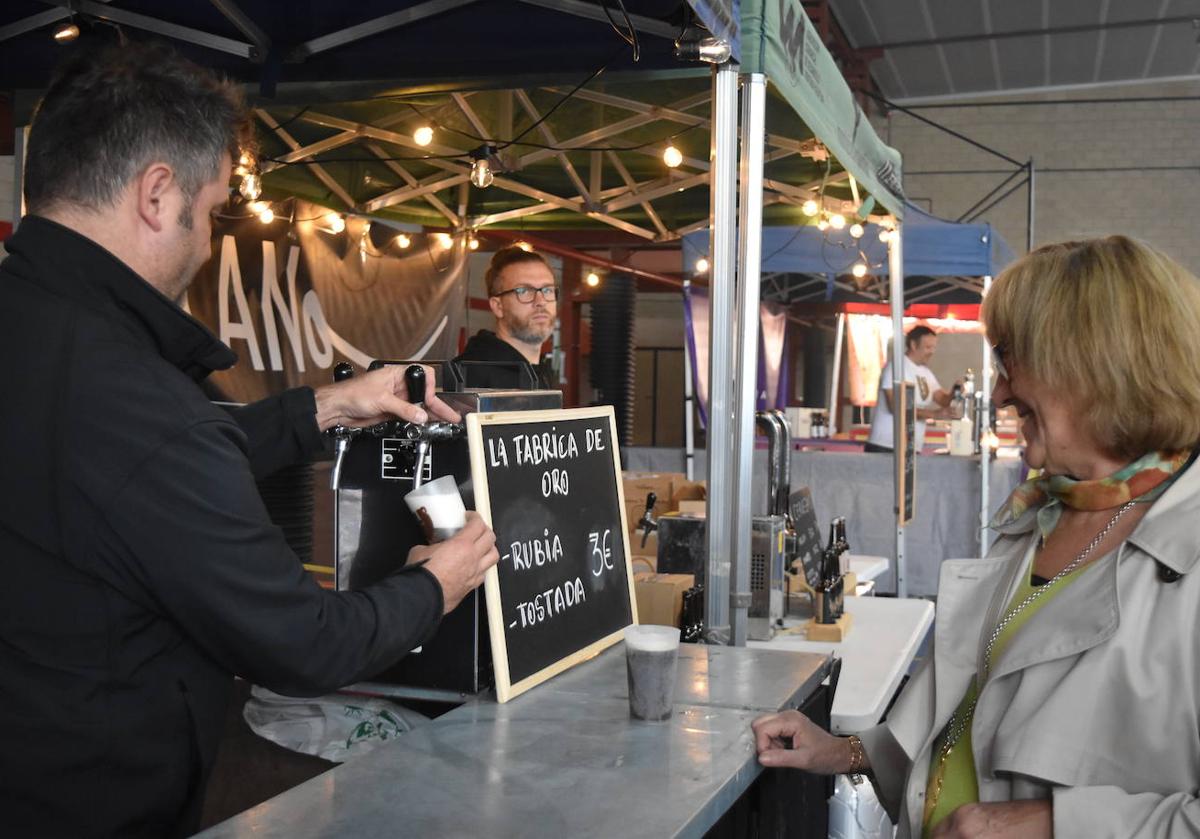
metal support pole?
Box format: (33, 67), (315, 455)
(1026, 159), (1035, 253)
(889, 226), (907, 598)
(828, 313), (845, 436)
(979, 274), (993, 554)
(703, 61), (739, 644)
(728, 73), (766, 647)
(682, 278), (696, 481)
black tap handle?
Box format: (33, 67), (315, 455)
(404, 364), (426, 407)
(645, 491), (657, 513)
(334, 362), (355, 382)
(638, 492), (658, 548)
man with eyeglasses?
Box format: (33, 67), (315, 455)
(455, 246), (559, 389)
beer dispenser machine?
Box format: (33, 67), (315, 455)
(328, 360), (561, 698)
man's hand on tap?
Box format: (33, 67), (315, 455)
(406, 513), (500, 613)
(313, 364), (461, 431)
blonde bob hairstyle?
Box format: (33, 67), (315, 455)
(981, 235), (1200, 459)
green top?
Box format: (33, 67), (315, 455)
(922, 550), (1093, 837)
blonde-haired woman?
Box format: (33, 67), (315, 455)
(753, 236), (1200, 839)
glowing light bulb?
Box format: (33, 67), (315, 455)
(830, 213), (846, 230)
(238, 173), (261, 201)
(663, 145), (683, 168)
(878, 228), (892, 243)
(53, 22), (79, 43)
(470, 157), (494, 188)
(585, 272), (600, 287)
(413, 126), (434, 146)
(239, 151), (253, 168)
(801, 199), (819, 217)
(248, 201), (267, 214)
(695, 257), (710, 274)
(817, 219), (830, 232)
(852, 262), (868, 278)
(849, 223), (864, 239)
(395, 233), (411, 249)
(469, 237), (480, 250)
(326, 213), (345, 233)
(436, 232), (454, 249)
(258, 207), (274, 224)
(514, 241), (532, 252)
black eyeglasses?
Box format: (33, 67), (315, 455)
(493, 285), (559, 303)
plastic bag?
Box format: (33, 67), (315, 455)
(243, 685), (429, 763)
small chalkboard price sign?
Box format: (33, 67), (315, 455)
(788, 487), (824, 589)
(896, 382), (916, 524)
(467, 405), (638, 703)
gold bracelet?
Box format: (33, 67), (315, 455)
(847, 735), (866, 785)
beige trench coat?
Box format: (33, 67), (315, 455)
(859, 460), (1200, 839)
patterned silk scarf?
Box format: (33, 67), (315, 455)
(991, 449), (1193, 543)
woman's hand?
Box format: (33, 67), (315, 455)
(930, 800), (1052, 839)
(751, 709), (858, 774)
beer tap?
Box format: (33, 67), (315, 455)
(328, 362), (360, 491)
(637, 492), (659, 548)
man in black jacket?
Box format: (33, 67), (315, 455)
(454, 246), (558, 389)
(0, 43), (498, 838)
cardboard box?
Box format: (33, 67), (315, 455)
(633, 572), (695, 628)
(675, 500), (706, 516)
(671, 480), (707, 508)
(629, 531), (658, 574)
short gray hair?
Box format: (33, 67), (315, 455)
(24, 41), (251, 215)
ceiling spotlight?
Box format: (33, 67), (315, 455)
(436, 232), (454, 250)
(829, 213), (846, 230)
(257, 207), (274, 224)
(395, 233), (411, 249)
(238, 173), (261, 201)
(849, 223), (864, 239)
(325, 212), (345, 234)
(801, 199), (819, 217)
(695, 257), (710, 274)
(663, 145), (684, 168)
(852, 262), (868, 278)
(585, 272), (601, 287)
(469, 237), (480, 250)
(53, 21), (80, 43)
(413, 126), (434, 146)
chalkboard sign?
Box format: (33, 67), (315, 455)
(896, 382), (916, 524)
(467, 406), (638, 703)
(788, 487), (823, 590)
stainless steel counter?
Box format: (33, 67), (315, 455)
(198, 644), (832, 838)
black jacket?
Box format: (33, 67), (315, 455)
(0, 217), (444, 838)
(453, 329), (555, 389)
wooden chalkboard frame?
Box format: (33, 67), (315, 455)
(896, 382), (916, 525)
(467, 406), (639, 703)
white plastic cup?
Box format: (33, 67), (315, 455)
(623, 624), (681, 721)
(403, 475), (466, 542)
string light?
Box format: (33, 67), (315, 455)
(852, 262), (868, 278)
(395, 233), (411, 249)
(849, 223), (864, 239)
(53, 22), (80, 43)
(801, 199), (819, 217)
(817, 219), (830, 232)
(468, 237), (480, 250)
(257, 207), (274, 224)
(829, 213), (846, 230)
(413, 126), (434, 146)
(663, 145), (683, 168)
(238, 151), (253, 168)
(470, 156), (494, 189)
(695, 257), (710, 274)
(585, 271), (601, 287)
(248, 201), (267, 214)
(238, 173), (261, 201)
(325, 212), (345, 233)
(879, 229), (892, 243)
(435, 232), (454, 249)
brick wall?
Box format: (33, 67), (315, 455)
(875, 79), (1200, 273)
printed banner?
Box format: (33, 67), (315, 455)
(185, 200), (466, 404)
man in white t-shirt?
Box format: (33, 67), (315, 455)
(866, 325), (954, 452)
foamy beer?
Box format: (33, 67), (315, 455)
(623, 625), (681, 721)
(403, 475), (467, 542)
